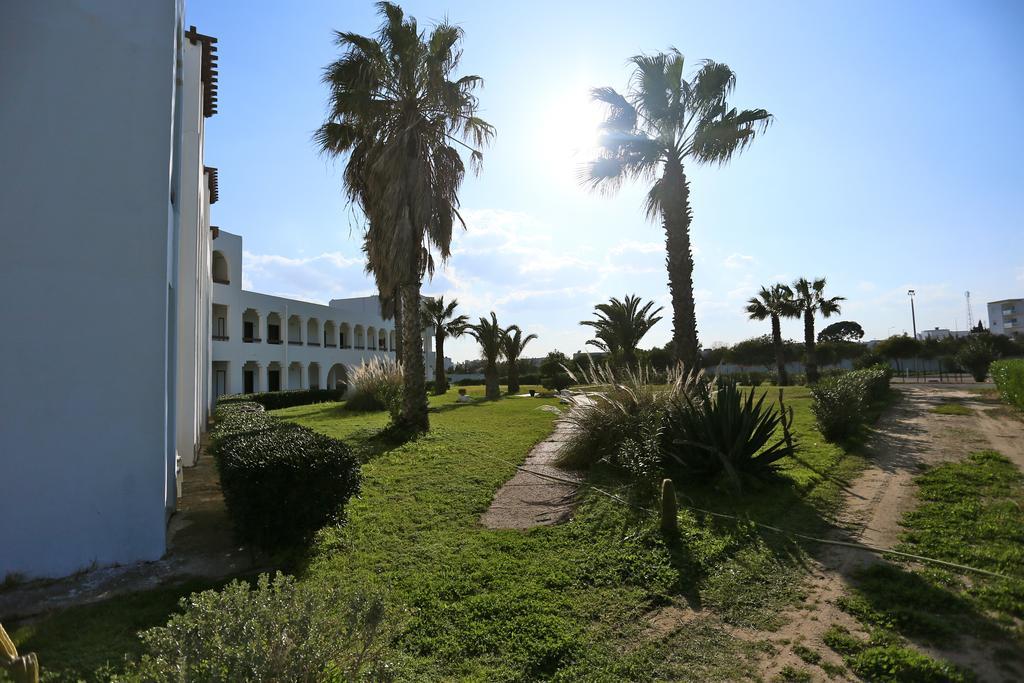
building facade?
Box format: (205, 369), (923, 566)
(0, 0), (210, 578)
(988, 299), (1023, 337)
(210, 230), (434, 399)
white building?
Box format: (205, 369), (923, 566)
(0, 1), (214, 578)
(988, 299), (1023, 337)
(916, 327), (970, 341)
(0, 0), (436, 582)
(209, 229), (434, 400)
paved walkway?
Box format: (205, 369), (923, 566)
(480, 418), (583, 529)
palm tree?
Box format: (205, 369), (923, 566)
(582, 51), (771, 368)
(468, 312), (504, 400)
(316, 2), (494, 432)
(745, 284), (797, 386)
(792, 277), (845, 383)
(580, 295), (663, 367)
(501, 326), (538, 394)
(421, 296), (469, 395)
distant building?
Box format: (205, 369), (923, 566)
(988, 299), (1023, 337)
(917, 327), (970, 341)
(444, 356), (455, 372)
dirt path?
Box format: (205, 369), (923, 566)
(480, 418), (582, 529)
(758, 385), (1023, 682)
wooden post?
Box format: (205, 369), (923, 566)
(1, 623), (39, 683)
(660, 478), (678, 537)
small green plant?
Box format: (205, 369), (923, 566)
(218, 388), (344, 411)
(346, 357), (404, 418)
(955, 336), (997, 382)
(991, 359), (1024, 410)
(112, 573), (396, 682)
(791, 643), (821, 665)
(848, 645), (971, 682)
(773, 664), (812, 682)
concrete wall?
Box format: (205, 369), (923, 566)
(0, 0), (183, 578)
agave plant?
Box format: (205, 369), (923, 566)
(663, 380), (795, 491)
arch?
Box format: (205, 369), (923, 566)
(339, 322), (351, 349)
(242, 308), (261, 342)
(288, 361), (303, 389)
(378, 329), (388, 351)
(327, 363), (349, 391)
(287, 315), (303, 345)
(388, 330), (396, 352)
(266, 312), (283, 344)
(212, 250), (230, 284)
(323, 320), (337, 347)
(212, 303), (229, 341)
(306, 317), (320, 346)
(267, 361), (282, 392)
(367, 326), (377, 350)
(308, 362), (321, 390)
(354, 324), (365, 350)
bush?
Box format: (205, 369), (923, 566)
(662, 380), (796, 489)
(956, 336), (998, 381)
(556, 364), (706, 476)
(540, 372), (572, 391)
(211, 402), (360, 552)
(811, 365), (891, 441)
(218, 388), (344, 411)
(991, 359), (1024, 410)
(454, 377), (485, 386)
(113, 573), (397, 682)
(346, 357), (403, 417)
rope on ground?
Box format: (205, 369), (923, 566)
(480, 453), (1014, 582)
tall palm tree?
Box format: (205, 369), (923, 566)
(316, 2), (494, 432)
(580, 294), (663, 367)
(468, 312), (504, 400)
(501, 325), (538, 394)
(582, 51), (771, 368)
(792, 277), (845, 383)
(421, 296), (469, 395)
(745, 284), (797, 386)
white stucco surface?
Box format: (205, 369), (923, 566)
(0, 0), (185, 578)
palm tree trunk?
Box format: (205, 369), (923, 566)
(803, 309), (818, 384)
(772, 314), (788, 386)
(508, 362), (519, 395)
(661, 158), (700, 369)
(485, 362), (500, 400)
(393, 289), (405, 364)
(434, 334), (447, 395)
(398, 282), (429, 432)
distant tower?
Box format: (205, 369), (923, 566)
(965, 291), (973, 331)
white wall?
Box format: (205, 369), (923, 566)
(0, 0), (184, 578)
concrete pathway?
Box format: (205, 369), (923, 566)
(480, 418), (583, 529)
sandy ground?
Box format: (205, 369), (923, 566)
(755, 385), (1024, 682)
(480, 416), (582, 529)
(0, 446), (264, 622)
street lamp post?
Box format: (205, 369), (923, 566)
(907, 290), (917, 339)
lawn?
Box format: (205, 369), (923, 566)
(13, 384), (873, 681)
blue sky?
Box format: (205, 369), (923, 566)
(189, 0), (1023, 362)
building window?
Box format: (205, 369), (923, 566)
(212, 251), (230, 284)
(243, 370), (255, 394)
(268, 324), (281, 343)
(243, 321), (254, 340)
(269, 370), (280, 392)
(213, 316), (227, 341)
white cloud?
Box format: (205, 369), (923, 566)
(724, 253), (755, 269)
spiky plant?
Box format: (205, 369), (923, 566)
(468, 312), (505, 400)
(582, 50), (771, 367)
(745, 284), (798, 385)
(347, 356), (404, 419)
(792, 278), (845, 383)
(316, 2), (495, 432)
(501, 326), (538, 394)
(421, 296), (469, 395)
(580, 295), (663, 367)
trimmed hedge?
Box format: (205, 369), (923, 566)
(811, 365), (892, 442)
(218, 388), (344, 411)
(992, 359), (1024, 410)
(210, 401), (360, 552)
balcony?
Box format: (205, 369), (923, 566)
(288, 340), (303, 346)
(243, 337), (262, 343)
(213, 276), (230, 285)
(307, 341), (321, 347)
(212, 334), (229, 341)
(324, 343), (337, 348)
(267, 339), (283, 345)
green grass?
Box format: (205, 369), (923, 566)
(832, 450), (1024, 679)
(930, 401), (973, 416)
(15, 384), (876, 681)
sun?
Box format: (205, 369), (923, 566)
(536, 87), (607, 186)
